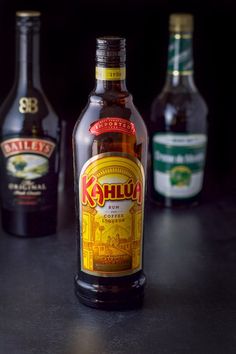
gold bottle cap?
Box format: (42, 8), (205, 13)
(169, 13), (193, 32)
(16, 11), (41, 17)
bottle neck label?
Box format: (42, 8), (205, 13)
(79, 152), (144, 277)
(89, 117), (136, 136)
(96, 67), (126, 81)
(167, 33), (193, 76)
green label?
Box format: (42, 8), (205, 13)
(167, 34), (193, 75)
(152, 134), (207, 198)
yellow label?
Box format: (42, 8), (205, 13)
(96, 67), (126, 81)
(79, 153), (144, 277)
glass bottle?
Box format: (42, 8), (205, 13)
(0, 11), (61, 236)
(73, 37), (148, 309)
(150, 14), (208, 207)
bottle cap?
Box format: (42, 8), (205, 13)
(96, 37), (126, 65)
(16, 11), (41, 31)
(169, 14), (193, 32)
(16, 11), (41, 17)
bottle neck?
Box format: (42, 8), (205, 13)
(165, 32), (196, 91)
(94, 66), (127, 93)
(15, 28), (41, 90)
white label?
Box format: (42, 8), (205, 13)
(153, 133), (207, 199)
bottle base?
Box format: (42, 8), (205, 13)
(74, 273), (146, 310)
(1, 208), (57, 237)
(149, 191), (201, 208)
(151, 197), (199, 209)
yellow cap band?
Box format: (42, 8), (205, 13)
(169, 14), (193, 32)
(16, 11), (41, 17)
(96, 67), (126, 81)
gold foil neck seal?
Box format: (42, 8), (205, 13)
(16, 11), (41, 17)
(169, 14), (193, 33)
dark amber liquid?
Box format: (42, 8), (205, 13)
(73, 82), (148, 309)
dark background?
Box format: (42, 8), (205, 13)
(0, 0), (235, 195)
(1, 4), (236, 353)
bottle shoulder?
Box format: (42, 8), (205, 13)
(153, 89), (207, 109)
(89, 89), (131, 103)
(73, 91), (148, 172)
(73, 91), (147, 142)
(150, 89), (208, 134)
(0, 86), (60, 139)
(0, 84), (55, 111)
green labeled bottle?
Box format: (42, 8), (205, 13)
(150, 14), (208, 207)
(0, 12), (61, 236)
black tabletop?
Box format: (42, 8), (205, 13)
(1, 187), (236, 354)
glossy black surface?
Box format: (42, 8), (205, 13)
(1, 179), (236, 353)
(0, 14), (61, 237)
